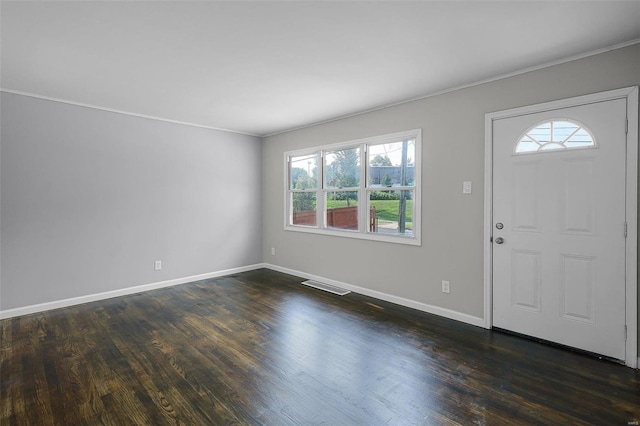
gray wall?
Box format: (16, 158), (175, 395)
(1, 92), (263, 310)
(262, 45), (640, 335)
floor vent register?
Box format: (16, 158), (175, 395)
(301, 280), (351, 296)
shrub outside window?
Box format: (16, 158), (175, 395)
(285, 129), (421, 245)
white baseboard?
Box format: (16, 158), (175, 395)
(265, 263), (486, 328)
(2, 262), (486, 329)
(0, 263), (267, 319)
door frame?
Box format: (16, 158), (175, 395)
(483, 86), (639, 368)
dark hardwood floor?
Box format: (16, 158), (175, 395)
(1, 269), (639, 425)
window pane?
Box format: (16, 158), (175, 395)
(290, 154), (318, 190)
(368, 139), (415, 187)
(325, 147), (360, 189)
(291, 192), (317, 226)
(368, 190), (413, 236)
(326, 191), (359, 230)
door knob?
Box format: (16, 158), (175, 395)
(495, 237), (504, 244)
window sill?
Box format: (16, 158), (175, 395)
(284, 224), (421, 246)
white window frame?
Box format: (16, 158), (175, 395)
(284, 129), (421, 246)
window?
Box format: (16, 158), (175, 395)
(285, 129), (421, 245)
(515, 120), (595, 154)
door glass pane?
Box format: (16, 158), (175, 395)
(527, 122), (551, 143)
(325, 147), (360, 189)
(368, 139), (415, 187)
(291, 192), (317, 226)
(565, 128), (594, 148)
(326, 191), (358, 230)
(368, 190), (414, 236)
(515, 120), (595, 154)
(517, 137), (539, 153)
(552, 121), (579, 142)
(290, 154), (318, 190)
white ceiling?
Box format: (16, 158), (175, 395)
(2, 1), (639, 137)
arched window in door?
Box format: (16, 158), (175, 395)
(515, 120), (595, 154)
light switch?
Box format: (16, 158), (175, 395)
(463, 181), (472, 194)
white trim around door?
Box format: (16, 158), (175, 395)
(484, 87), (638, 368)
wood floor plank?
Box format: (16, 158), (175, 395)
(1, 268), (639, 425)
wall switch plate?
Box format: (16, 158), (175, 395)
(442, 280), (450, 293)
(154, 260), (162, 271)
(463, 181), (472, 194)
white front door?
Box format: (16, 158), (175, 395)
(492, 97), (628, 360)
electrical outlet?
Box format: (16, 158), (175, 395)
(271, 247), (276, 256)
(442, 280), (450, 293)
(154, 260), (162, 271)
(463, 181), (472, 194)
